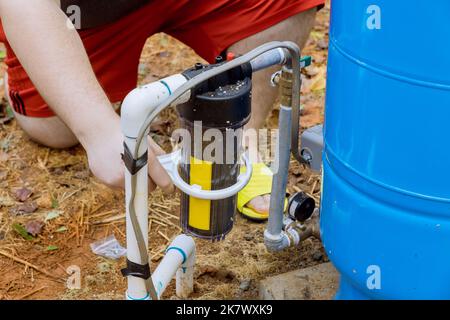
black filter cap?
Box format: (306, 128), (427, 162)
(177, 61), (253, 129)
(287, 192), (316, 222)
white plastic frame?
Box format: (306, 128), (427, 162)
(157, 150), (253, 200)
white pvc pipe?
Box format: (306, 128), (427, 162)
(121, 74), (188, 300)
(121, 74), (189, 138)
(151, 235), (195, 299)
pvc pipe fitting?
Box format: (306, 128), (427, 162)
(263, 230), (290, 252)
(121, 74), (188, 138)
(151, 235), (196, 299)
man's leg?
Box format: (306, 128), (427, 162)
(229, 8), (317, 130)
(228, 8), (317, 213)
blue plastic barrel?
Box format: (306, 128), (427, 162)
(321, 0), (450, 299)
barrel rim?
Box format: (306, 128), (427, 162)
(330, 38), (450, 91)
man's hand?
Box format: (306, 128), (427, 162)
(83, 118), (173, 192)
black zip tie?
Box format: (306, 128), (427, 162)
(121, 259), (151, 280)
(122, 142), (148, 175)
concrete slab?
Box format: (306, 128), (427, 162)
(259, 262), (339, 300)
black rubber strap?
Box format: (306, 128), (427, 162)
(121, 259), (151, 280)
(122, 142), (148, 175)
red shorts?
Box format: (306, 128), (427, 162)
(0, 0), (324, 118)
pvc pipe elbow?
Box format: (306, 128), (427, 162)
(168, 234), (196, 263)
(121, 74), (188, 138)
(264, 227), (303, 252)
(264, 230), (289, 252)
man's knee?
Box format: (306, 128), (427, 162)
(5, 73), (79, 149)
(13, 111), (79, 149)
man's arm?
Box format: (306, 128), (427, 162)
(0, 0), (113, 143)
(0, 0), (172, 191)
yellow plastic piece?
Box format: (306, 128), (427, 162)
(188, 157), (212, 231)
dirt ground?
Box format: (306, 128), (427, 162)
(0, 4), (330, 300)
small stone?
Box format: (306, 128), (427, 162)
(312, 251), (323, 261)
(239, 279), (251, 291)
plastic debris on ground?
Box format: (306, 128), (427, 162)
(90, 235), (127, 260)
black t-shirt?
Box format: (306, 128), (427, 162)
(60, 0), (150, 29)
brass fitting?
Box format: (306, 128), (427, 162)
(285, 221), (318, 244)
(279, 68), (294, 107)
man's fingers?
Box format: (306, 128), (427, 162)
(147, 150), (174, 194)
(147, 136), (174, 193)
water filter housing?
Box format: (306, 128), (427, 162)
(177, 62), (252, 241)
